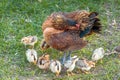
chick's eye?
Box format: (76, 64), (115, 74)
(22, 39), (26, 42)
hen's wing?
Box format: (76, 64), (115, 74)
(43, 28), (87, 51)
(42, 12), (78, 31)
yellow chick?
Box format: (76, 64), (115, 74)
(49, 60), (61, 77)
(26, 49), (37, 65)
(92, 47), (105, 62)
(21, 36), (37, 48)
(37, 54), (50, 70)
(64, 56), (79, 76)
(76, 59), (95, 74)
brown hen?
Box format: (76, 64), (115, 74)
(42, 10), (102, 64)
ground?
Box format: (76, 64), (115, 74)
(0, 0), (120, 80)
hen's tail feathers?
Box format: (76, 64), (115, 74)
(89, 12), (102, 34)
(40, 39), (50, 50)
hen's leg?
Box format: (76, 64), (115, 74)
(60, 52), (66, 65)
(66, 51), (72, 61)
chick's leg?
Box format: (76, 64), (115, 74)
(33, 60), (37, 65)
(67, 71), (71, 76)
(67, 71), (75, 76)
(56, 71), (60, 77)
(70, 72), (75, 76)
(29, 45), (34, 49)
(31, 45), (34, 49)
(76, 69), (83, 73)
(83, 70), (90, 74)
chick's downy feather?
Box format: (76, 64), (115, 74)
(50, 60), (61, 76)
(76, 59), (95, 71)
(37, 54), (50, 70)
(92, 47), (105, 61)
(26, 49), (37, 64)
(64, 56), (79, 72)
(21, 36), (37, 47)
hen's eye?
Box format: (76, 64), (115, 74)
(82, 18), (89, 23)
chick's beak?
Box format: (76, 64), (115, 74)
(33, 60), (37, 65)
(93, 64), (96, 67)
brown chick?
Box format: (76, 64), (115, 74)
(21, 36), (37, 48)
(76, 59), (95, 74)
(42, 10), (102, 64)
(37, 54), (50, 70)
(40, 39), (50, 50)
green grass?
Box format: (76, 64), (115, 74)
(0, 0), (120, 80)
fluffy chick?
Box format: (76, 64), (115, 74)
(76, 59), (95, 74)
(64, 56), (79, 76)
(26, 49), (37, 65)
(21, 36), (37, 48)
(92, 47), (105, 62)
(40, 39), (50, 50)
(50, 60), (61, 77)
(37, 54), (50, 70)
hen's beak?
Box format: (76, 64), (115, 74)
(75, 24), (80, 30)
